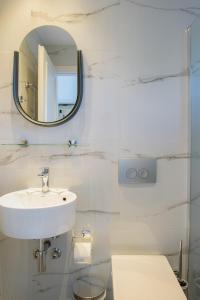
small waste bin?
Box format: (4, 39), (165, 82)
(73, 276), (106, 300)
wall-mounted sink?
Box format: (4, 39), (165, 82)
(0, 188), (77, 239)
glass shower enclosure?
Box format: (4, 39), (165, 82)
(189, 18), (200, 300)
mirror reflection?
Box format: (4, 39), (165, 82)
(18, 26), (77, 122)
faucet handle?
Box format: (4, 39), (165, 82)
(43, 167), (49, 174)
(38, 167), (49, 177)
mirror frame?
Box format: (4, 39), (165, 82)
(13, 50), (83, 127)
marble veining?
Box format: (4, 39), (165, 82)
(77, 209), (120, 216)
(191, 193), (200, 203)
(86, 56), (120, 80)
(31, 2), (120, 24)
(0, 148), (190, 167)
(0, 111), (19, 115)
(120, 151), (190, 160)
(36, 286), (56, 294)
(124, 69), (188, 87)
(0, 82), (12, 90)
(33, 263), (112, 297)
(32, 277), (61, 295)
(86, 72), (119, 80)
(33, 258), (111, 277)
(156, 153), (190, 160)
(76, 200), (187, 223)
(73, 275), (112, 292)
(126, 0), (200, 17)
(45, 151), (106, 160)
(0, 153), (28, 166)
(133, 201), (189, 220)
(0, 148), (190, 166)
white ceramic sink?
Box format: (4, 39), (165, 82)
(0, 188), (77, 239)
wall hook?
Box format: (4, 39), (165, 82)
(68, 140), (78, 148)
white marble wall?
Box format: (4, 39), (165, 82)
(0, 0), (198, 299)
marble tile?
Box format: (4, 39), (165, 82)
(0, 0), (197, 299)
(120, 78), (188, 154)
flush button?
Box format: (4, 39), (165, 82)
(118, 159), (156, 184)
(138, 168), (149, 179)
(126, 168), (137, 179)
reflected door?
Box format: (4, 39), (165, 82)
(38, 45), (57, 122)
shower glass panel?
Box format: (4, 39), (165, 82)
(188, 18), (200, 300)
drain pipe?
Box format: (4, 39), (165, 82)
(34, 239), (51, 272)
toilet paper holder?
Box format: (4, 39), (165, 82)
(72, 230), (93, 243)
(73, 230), (93, 264)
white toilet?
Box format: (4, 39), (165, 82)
(111, 255), (186, 300)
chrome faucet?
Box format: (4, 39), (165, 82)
(38, 167), (49, 193)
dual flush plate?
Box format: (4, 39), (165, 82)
(118, 159), (157, 184)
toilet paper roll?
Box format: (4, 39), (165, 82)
(74, 242), (92, 264)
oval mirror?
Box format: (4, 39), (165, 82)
(13, 25), (83, 126)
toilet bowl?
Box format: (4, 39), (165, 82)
(111, 255), (186, 300)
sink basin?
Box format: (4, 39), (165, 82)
(0, 188), (77, 239)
